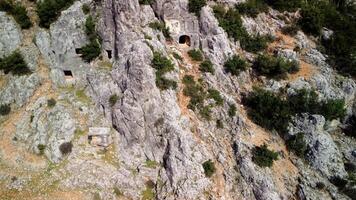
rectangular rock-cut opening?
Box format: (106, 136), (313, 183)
(63, 70), (73, 78)
(75, 48), (82, 54)
(107, 50), (112, 59)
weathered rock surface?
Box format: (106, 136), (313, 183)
(0, 12), (22, 57)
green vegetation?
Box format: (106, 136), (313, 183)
(142, 180), (155, 200)
(224, 55), (248, 76)
(109, 94), (119, 107)
(252, 144), (278, 167)
(139, 0), (155, 5)
(37, 0), (75, 28)
(0, 0), (32, 29)
(37, 144), (46, 155)
(188, 0), (206, 16)
(264, 0), (303, 12)
(253, 54), (300, 79)
(343, 115), (356, 138)
(213, 5), (272, 53)
(286, 133), (307, 158)
(236, 0), (269, 18)
(82, 4), (90, 14)
(202, 160), (216, 177)
(245, 88), (347, 134)
(0, 51), (31, 76)
(47, 98), (56, 108)
(207, 89), (223, 106)
(199, 60), (214, 74)
(172, 52), (182, 61)
(281, 24), (299, 36)
(216, 119), (224, 129)
(0, 104), (11, 116)
(113, 187), (123, 197)
(81, 16), (101, 62)
(182, 76), (223, 120)
(144, 159), (158, 168)
(151, 52), (177, 90)
(149, 21), (171, 39)
(59, 142), (72, 155)
(245, 88), (291, 133)
(188, 49), (203, 61)
(228, 104), (236, 117)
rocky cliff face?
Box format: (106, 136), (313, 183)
(0, 0), (355, 200)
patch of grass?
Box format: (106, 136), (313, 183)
(76, 89), (90, 104)
(113, 187), (123, 196)
(224, 55), (248, 76)
(199, 60), (215, 74)
(36, 0), (75, 28)
(188, 0), (206, 16)
(172, 52), (182, 61)
(47, 98), (56, 108)
(142, 180), (155, 200)
(0, 51), (31, 76)
(144, 159), (158, 169)
(0, 0), (32, 29)
(202, 159), (216, 177)
(0, 104), (11, 116)
(188, 49), (203, 61)
(151, 52), (177, 90)
(252, 144), (278, 167)
(109, 94), (119, 107)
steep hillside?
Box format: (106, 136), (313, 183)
(0, 0), (355, 200)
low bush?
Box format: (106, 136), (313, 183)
(264, 0), (303, 12)
(216, 119), (224, 129)
(224, 55), (248, 76)
(286, 132), (307, 158)
(252, 144), (278, 167)
(0, 104), (11, 116)
(241, 35), (273, 53)
(245, 88), (347, 135)
(139, 0), (155, 5)
(0, 51), (31, 75)
(253, 54), (300, 79)
(188, 49), (203, 61)
(82, 4), (90, 14)
(207, 89), (223, 106)
(81, 40), (101, 62)
(343, 115), (356, 138)
(59, 142), (73, 155)
(149, 21), (171, 39)
(245, 88), (291, 133)
(319, 98), (346, 121)
(37, 0), (75, 28)
(213, 6), (271, 52)
(37, 144), (46, 155)
(109, 94), (119, 107)
(151, 52), (177, 90)
(0, 0), (32, 29)
(236, 0), (269, 18)
(47, 98), (56, 108)
(199, 60), (214, 74)
(281, 24), (299, 36)
(188, 0), (206, 16)
(228, 104), (236, 117)
(202, 159), (216, 177)
(81, 16), (101, 62)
